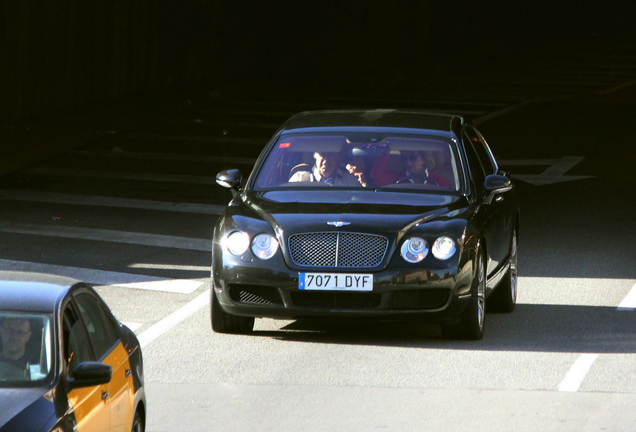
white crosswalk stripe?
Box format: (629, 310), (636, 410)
(0, 221), (211, 251)
(69, 150), (257, 166)
(0, 189), (225, 214)
(24, 167), (218, 184)
(0, 259), (203, 293)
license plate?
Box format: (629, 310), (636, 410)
(299, 273), (373, 291)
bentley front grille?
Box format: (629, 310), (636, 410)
(288, 232), (388, 268)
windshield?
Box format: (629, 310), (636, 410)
(0, 312), (55, 387)
(253, 132), (461, 192)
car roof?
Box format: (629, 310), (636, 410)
(280, 109), (465, 133)
(0, 271), (81, 313)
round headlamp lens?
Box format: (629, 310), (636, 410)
(251, 234), (279, 260)
(225, 231), (250, 256)
(401, 237), (428, 263)
(432, 236), (456, 260)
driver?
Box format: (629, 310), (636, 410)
(289, 151), (361, 186)
(0, 317), (33, 372)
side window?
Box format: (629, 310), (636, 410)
(74, 293), (118, 361)
(463, 132), (486, 194)
(62, 306), (92, 374)
(465, 128), (497, 174)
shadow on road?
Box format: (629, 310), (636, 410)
(250, 303), (636, 354)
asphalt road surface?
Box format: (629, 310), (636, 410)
(1, 84), (635, 431)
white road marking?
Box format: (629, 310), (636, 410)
(556, 281), (635, 392)
(617, 281), (636, 311)
(558, 354), (600, 392)
(498, 159), (559, 166)
(0, 221), (211, 251)
(472, 99), (540, 125)
(0, 189), (225, 215)
(107, 279), (203, 294)
(25, 167), (217, 185)
(70, 150), (257, 166)
(137, 289), (210, 348)
(0, 258), (201, 293)
(499, 156), (594, 186)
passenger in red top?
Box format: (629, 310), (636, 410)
(371, 150), (449, 188)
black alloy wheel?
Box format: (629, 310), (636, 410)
(442, 248), (486, 340)
(488, 229), (518, 313)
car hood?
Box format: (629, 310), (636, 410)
(240, 190), (469, 235)
(0, 387), (51, 428)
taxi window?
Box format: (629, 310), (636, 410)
(74, 293), (118, 361)
(0, 312), (54, 385)
(63, 306), (92, 374)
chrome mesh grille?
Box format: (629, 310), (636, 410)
(288, 232), (388, 268)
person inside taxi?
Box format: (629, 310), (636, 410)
(0, 317), (34, 371)
(289, 151), (362, 186)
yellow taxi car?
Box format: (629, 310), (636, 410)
(0, 272), (145, 432)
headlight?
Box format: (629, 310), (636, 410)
(432, 236), (456, 260)
(251, 234), (279, 260)
(224, 230), (250, 256)
(401, 237), (428, 263)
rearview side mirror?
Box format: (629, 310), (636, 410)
(68, 362), (112, 389)
(484, 174), (512, 194)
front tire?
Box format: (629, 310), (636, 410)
(442, 249), (486, 340)
(488, 230), (518, 313)
(131, 411), (144, 432)
(211, 288), (254, 334)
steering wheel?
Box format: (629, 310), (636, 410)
(395, 174), (439, 186)
(0, 361), (26, 380)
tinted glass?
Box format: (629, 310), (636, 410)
(74, 293), (118, 360)
(465, 128), (496, 174)
(63, 306), (92, 374)
(254, 133), (461, 193)
(0, 312), (54, 386)
(463, 133), (486, 194)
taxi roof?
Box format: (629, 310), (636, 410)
(0, 272), (80, 313)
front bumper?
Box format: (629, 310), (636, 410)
(212, 247), (475, 324)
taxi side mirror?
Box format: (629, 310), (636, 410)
(68, 362), (112, 389)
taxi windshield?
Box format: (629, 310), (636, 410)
(0, 312), (54, 387)
(253, 133), (461, 192)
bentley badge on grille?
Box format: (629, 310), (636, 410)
(327, 221), (350, 227)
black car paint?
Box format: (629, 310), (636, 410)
(212, 110), (519, 333)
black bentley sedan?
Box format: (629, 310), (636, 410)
(212, 110), (519, 340)
(0, 272), (145, 432)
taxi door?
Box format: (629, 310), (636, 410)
(62, 305), (110, 432)
(104, 342), (134, 432)
(73, 291), (134, 432)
